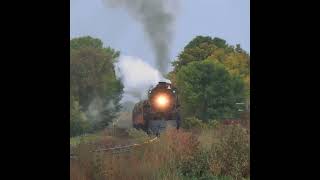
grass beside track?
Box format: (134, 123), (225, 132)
(70, 133), (103, 148)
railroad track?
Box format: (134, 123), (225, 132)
(70, 136), (159, 159)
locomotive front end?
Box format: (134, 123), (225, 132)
(132, 81), (180, 134)
(145, 81), (179, 122)
(148, 82), (177, 113)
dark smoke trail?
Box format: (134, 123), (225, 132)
(103, 0), (179, 75)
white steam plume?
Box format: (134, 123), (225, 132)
(115, 55), (169, 103)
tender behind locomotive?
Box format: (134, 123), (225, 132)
(132, 82), (180, 132)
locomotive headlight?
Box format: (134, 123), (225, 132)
(156, 94), (169, 107)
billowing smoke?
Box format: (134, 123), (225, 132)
(86, 98), (116, 122)
(115, 55), (167, 103)
(103, 0), (179, 75)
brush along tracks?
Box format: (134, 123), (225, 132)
(70, 136), (159, 159)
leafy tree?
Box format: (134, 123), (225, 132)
(70, 36), (123, 135)
(184, 36), (215, 49)
(212, 37), (227, 49)
(70, 47), (121, 109)
(172, 36), (217, 71)
(172, 36), (238, 71)
(70, 36), (103, 50)
(208, 49), (250, 98)
(182, 116), (206, 129)
(170, 36), (250, 113)
(176, 60), (245, 122)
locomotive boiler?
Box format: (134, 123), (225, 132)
(132, 81), (180, 134)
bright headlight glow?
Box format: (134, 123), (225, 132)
(156, 94), (168, 107)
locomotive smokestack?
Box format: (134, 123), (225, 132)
(115, 55), (163, 103)
(103, 0), (179, 75)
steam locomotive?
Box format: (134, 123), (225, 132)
(132, 81), (180, 134)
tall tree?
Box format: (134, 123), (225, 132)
(175, 59), (245, 121)
(172, 36), (237, 71)
(172, 36), (217, 71)
(170, 36), (250, 111)
(70, 36), (123, 135)
(207, 48), (250, 98)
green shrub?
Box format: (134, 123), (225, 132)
(209, 125), (250, 179)
(178, 149), (212, 178)
(207, 119), (220, 128)
(126, 128), (149, 143)
(70, 100), (91, 137)
(182, 116), (207, 129)
(177, 124), (249, 180)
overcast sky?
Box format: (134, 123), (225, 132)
(71, 0), (249, 67)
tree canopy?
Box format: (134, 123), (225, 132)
(176, 59), (245, 121)
(169, 36), (249, 123)
(70, 36), (123, 137)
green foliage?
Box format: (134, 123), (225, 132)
(207, 119), (220, 129)
(70, 36), (103, 50)
(208, 49), (250, 98)
(178, 125), (249, 180)
(172, 36), (237, 71)
(70, 36), (123, 136)
(173, 36), (217, 71)
(70, 98), (91, 137)
(182, 116), (206, 129)
(176, 60), (245, 121)
(70, 133), (102, 148)
(212, 37), (228, 49)
(168, 35), (249, 125)
(209, 125), (250, 179)
(184, 36), (215, 49)
(170, 35), (249, 105)
(126, 128), (149, 143)
(178, 149), (212, 178)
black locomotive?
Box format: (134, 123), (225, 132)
(132, 82), (180, 133)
